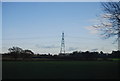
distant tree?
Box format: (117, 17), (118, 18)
(22, 49), (34, 60)
(100, 51), (104, 54)
(72, 51), (78, 55)
(24, 49), (34, 55)
(93, 1), (120, 50)
(8, 46), (24, 60)
(112, 50), (120, 57)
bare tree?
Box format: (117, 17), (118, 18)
(8, 46), (23, 53)
(8, 47), (34, 60)
(93, 1), (120, 50)
(8, 46), (24, 60)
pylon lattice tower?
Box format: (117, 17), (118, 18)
(60, 32), (65, 54)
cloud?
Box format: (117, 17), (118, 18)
(42, 45), (59, 48)
(67, 47), (78, 51)
(35, 44), (59, 49)
(1, 47), (9, 53)
(91, 48), (98, 52)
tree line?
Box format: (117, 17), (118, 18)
(2, 46), (120, 61)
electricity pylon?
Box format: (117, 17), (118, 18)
(60, 32), (65, 54)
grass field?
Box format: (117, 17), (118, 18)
(2, 61), (120, 79)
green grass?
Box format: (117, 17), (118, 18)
(2, 61), (120, 79)
(112, 58), (120, 61)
